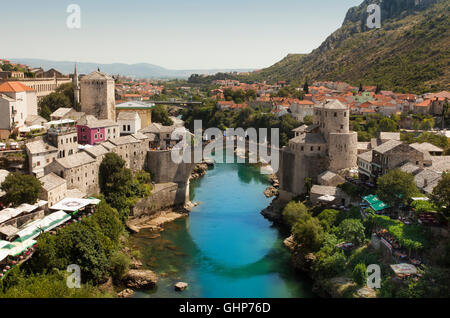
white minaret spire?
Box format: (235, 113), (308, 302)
(73, 63), (80, 106)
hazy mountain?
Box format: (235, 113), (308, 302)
(240, 0), (449, 93)
(8, 58), (253, 80)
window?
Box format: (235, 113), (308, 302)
(311, 146), (314, 151)
(94, 134), (98, 139)
(301, 146), (304, 151)
(127, 125), (131, 131)
(100, 134), (103, 139)
(340, 125), (344, 129)
(344, 112), (347, 117)
(123, 125), (126, 131)
(37, 161), (40, 166)
(334, 112), (337, 117)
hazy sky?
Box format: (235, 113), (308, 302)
(2, 0), (362, 69)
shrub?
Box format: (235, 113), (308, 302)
(353, 263), (368, 286)
(282, 201), (309, 227)
(292, 217), (324, 252)
(110, 251), (130, 281)
(336, 219), (366, 246)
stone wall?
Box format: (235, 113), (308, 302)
(131, 182), (187, 217)
(328, 132), (358, 171)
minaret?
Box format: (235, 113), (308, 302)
(73, 64), (80, 106)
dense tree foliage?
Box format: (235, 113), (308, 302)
(282, 201), (309, 227)
(376, 169), (419, 208)
(151, 104), (174, 126)
(38, 83), (77, 120)
(431, 172), (450, 221)
(0, 172), (42, 207)
(99, 153), (151, 222)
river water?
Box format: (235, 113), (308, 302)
(131, 155), (314, 298)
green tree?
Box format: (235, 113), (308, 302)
(0, 173), (42, 207)
(292, 217), (324, 251)
(303, 80), (309, 94)
(318, 209), (340, 231)
(352, 263), (368, 286)
(303, 115), (313, 125)
(377, 169), (419, 208)
(38, 93), (71, 120)
(336, 219), (365, 245)
(379, 117), (398, 132)
(282, 201), (309, 227)
(432, 172), (450, 221)
(151, 105), (174, 126)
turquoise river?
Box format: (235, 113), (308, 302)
(131, 156), (314, 298)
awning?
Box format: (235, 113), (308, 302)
(363, 194), (390, 212)
(0, 249), (9, 263)
(6, 239), (37, 257)
(50, 198), (100, 212)
(15, 211), (71, 242)
(390, 263), (418, 276)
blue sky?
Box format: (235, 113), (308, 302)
(2, 0), (362, 69)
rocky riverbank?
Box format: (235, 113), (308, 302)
(127, 208), (189, 233)
(190, 159), (215, 180)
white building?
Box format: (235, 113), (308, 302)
(117, 112), (141, 135)
(0, 82), (38, 139)
(25, 139), (58, 178)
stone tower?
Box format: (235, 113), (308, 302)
(315, 100), (357, 171)
(80, 71), (116, 121)
(73, 64), (80, 106)
(278, 99), (357, 199)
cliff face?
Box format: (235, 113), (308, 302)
(243, 0), (449, 93)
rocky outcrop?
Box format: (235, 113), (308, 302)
(117, 288), (135, 298)
(264, 186), (278, 198)
(260, 197), (286, 223)
(175, 282), (188, 291)
(127, 210), (187, 233)
(123, 270), (158, 289)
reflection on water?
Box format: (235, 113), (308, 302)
(131, 156), (314, 298)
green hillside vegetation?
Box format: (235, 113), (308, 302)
(239, 0), (450, 93)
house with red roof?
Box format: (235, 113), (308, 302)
(0, 81), (38, 138)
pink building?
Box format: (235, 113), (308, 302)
(77, 115), (119, 145)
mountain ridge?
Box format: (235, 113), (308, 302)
(241, 0), (450, 93)
(8, 58), (254, 80)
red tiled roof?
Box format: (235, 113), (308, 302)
(0, 81), (34, 93)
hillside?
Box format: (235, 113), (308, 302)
(242, 0), (450, 93)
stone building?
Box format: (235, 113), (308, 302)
(278, 100), (358, 199)
(25, 139), (58, 178)
(39, 173), (67, 207)
(80, 71), (116, 121)
(44, 152), (99, 195)
(357, 140), (428, 182)
(47, 126), (78, 159)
